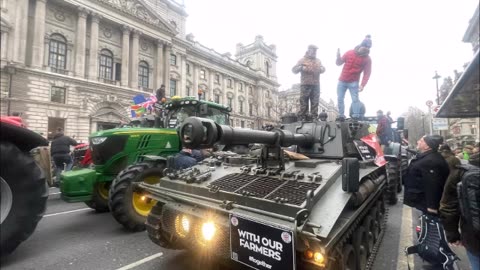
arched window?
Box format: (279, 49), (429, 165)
(99, 49), (114, 80)
(138, 61), (149, 88)
(227, 79), (233, 88)
(239, 99), (243, 113)
(265, 61), (270, 77)
(48, 34), (67, 73)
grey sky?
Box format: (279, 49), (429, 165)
(182, 0), (478, 118)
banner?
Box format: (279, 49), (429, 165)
(230, 214), (294, 270)
(360, 133), (386, 166)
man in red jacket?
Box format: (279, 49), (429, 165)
(336, 35), (372, 121)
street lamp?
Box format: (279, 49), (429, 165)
(5, 63), (17, 116)
(432, 71), (441, 105)
(421, 114), (426, 135)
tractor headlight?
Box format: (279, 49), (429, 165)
(175, 215), (190, 237)
(91, 137), (107, 145)
(201, 221), (216, 241)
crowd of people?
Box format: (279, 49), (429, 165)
(404, 134), (479, 269)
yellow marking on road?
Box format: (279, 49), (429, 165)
(397, 205), (414, 270)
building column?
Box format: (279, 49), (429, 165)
(208, 70), (214, 101)
(31, 0), (47, 68)
(74, 7), (89, 78)
(130, 29), (140, 88)
(88, 13), (101, 80)
(154, 40), (164, 89)
(12, 0), (29, 64)
(0, 32), (8, 60)
(121, 25), (130, 87)
(164, 44), (172, 95)
(192, 63), (198, 95)
(179, 54), (186, 96)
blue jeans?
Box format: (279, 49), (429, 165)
(467, 250), (479, 270)
(337, 81), (360, 117)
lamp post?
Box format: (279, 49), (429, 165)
(433, 71), (441, 105)
(421, 113), (426, 135)
(5, 63), (17, 116)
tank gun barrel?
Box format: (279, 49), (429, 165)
(179, 117), (314, 149)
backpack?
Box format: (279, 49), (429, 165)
(457, 164), (480, 234)
(405, 214), (458, 270)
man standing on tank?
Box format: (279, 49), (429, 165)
(336, 35), (372, 121)
(292, 45), (326, 121)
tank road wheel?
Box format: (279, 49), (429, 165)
(0, 142), (48, 257)
(386, 161), (399, 205)
(375, 199), (386, 228)
(341, 244), (356, 270)
(353, 226), (368, 270)
(362, 215), (375, 255)
(109, 162), (165, 232)
(84, 182), (110, 212)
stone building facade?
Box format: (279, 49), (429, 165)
(278, 84), (338, 121)
(0, 0), (279, 141)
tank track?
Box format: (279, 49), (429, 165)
(327, 186), (387, 269)
(365, 207), (388, 270)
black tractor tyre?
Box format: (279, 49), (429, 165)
(84, 182), (110, 213)
(109, 162), (165, 232)
(0, 142), (48, 257)
(386, 161), (400, 205)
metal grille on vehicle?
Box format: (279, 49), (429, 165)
(235, 176), (283, 198)
(207, 173), (321, 205)
(207, 173), (256, 192)
(265, 181), (321, 205)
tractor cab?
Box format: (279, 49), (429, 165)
(163, 97), (230, 128)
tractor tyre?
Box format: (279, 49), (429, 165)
(109, 162), (165, 232)
(0, 142), (48, 257)
(386, 161), (399, 205)
(84, 182), (110, 213)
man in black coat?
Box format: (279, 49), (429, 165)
(403, 135), (449, 214)
(50, 128), (77, 185)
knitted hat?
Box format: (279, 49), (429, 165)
(360, 35), (372, 48)
(423, 135), (443, 151)
(308, 44), (318, 50)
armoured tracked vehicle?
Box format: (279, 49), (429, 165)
(141, 116), (388, 269)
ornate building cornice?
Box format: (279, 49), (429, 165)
(95, 0), (177, 35)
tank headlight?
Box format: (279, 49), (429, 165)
(313, 252), (325, 264)
(175, 215), (190, 237)
(201, 221), (216, 241)
(304, 249), (314, 259)
(91, 137), (107, 145)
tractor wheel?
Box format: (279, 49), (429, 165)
(84, 182), (110, 212)
(386, 161), (399, 205)
(0, 142), (48, 257)
(109, 162), (165, 232)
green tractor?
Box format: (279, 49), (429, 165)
(60, 97), (231, 227)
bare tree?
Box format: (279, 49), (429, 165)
(404, 106), (430, 145)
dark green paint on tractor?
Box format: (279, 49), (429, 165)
(60, 97), (231, 210)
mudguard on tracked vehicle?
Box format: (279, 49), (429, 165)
(140, 116), (389, 269)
